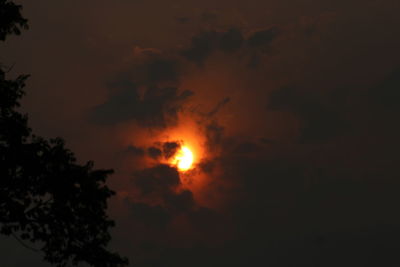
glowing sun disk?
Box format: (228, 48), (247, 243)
(174, 146), (194, 171)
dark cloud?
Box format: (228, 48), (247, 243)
(198, 160), (215, 174)
(181, 31), (220, 65)
(164, 189), (195, 213)
(183, 27), (275, 65)
(205, 121), (225, 150)
(122, 138), (400, 267)
(43, 17), (400, 266)
(125, 160), (220, 254)
(89, 50), (193, 127)
(162, 141), (180, 159)
(175, 16), (190, 24)
(219, 29), (244, 52)
(298, 102), (348, 143)
(267, 86), (348, 142)
(194, 140), (400, 266)
(147, 146), (162, 159)
(146, 58), (180, 84)
(90, 25), (280, 129)
(247, 27), (279, 47)
(181, 27), (279, 66)
(90, 80), (138, 124)
(187, 206), (219, 230)
(206, 97), (230, 117)
(125, 145), (145, 157)
(127, 52), (181, 85)
(133, 164), (180, 196)
(90, 83), (193, 127)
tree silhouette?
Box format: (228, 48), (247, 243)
(0, 1), (128, 266)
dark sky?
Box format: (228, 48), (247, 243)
(1, 0), (400, 266)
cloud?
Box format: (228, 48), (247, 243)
(247, 27), (279, 47)
(125, 145), (145, 157)
(198, 160), (215, 174)
(175, 16), (191, 24)
(219, 28), (244, 52)
(90, 83), (193, 127)
(89, 49), (194, 127)
(267, 86), (348, 142)
(89, 26), (281, 129)
(181, 31), (222, 65)
(204, 121), (225, 150)
(133, 164), (180, 196)
(128, 48), (180, 85)
(96, 20), (400, 267)
(205, 97), (230, 117)
(164, 189), (195, 213)
(147, 146), (162, 159)
(82, 12), (400, 267)
(162, 141), (180, 159)
(181, 27), (278, 65)
(145, 58), (180, 84)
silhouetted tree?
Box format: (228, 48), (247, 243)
(0, 1), (128, 266)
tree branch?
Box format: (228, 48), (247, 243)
(11, 232), (40, 252)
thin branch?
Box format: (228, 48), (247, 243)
(0, 62), (16, 73)
(11, 232), (41, 252)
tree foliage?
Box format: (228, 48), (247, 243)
(0, 0), (28, 41)
(0, 1), (128, 266)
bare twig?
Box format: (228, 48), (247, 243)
(11, 232), (40, 252)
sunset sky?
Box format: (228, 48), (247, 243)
(1, 0), (400, 266)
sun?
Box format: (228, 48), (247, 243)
(172, 146), (194, 171)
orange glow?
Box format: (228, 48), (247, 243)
(172, 146), (194, 171)
(122, 111), (214, 204)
